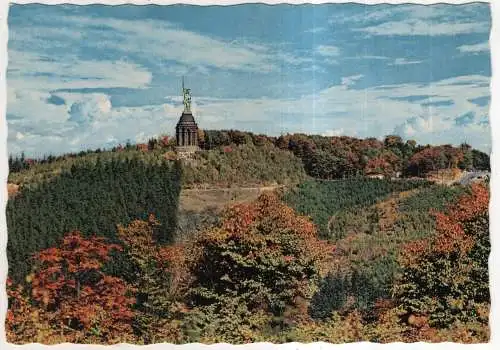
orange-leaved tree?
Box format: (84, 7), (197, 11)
(161, 192), (334, 342)
(364, 150), (401, 177)
(20, 233), (136, 343)
(394, 183), (490, 336)
(6, 277), (61, 344)
(407, 145), (466, 176)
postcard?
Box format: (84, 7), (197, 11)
(1, 0), (495, 348)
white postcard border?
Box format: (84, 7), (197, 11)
(0, 1), (497, 350)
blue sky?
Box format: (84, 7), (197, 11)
(6, 3), (492, 157)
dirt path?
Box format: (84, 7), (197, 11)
(179, 185), (285, 213)
(181, 185), (284, 193)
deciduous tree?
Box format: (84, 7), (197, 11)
(394, 183), (490, 328)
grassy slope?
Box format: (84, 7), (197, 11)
(9, 143), (306, 190)
(181, 143), (306, 188)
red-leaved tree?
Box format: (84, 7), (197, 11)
(25, 233), (137, 343)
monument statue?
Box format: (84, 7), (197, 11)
(182, 77), (192, 112)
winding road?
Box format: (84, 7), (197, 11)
(456, 171), (490, 186)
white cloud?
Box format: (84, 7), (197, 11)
(322, 58), (339, 66)
(191, 74), (490, 148)
(355, 19), (489, 37)
(279, 53), (314, 66)
(6, 5), (492, 157)
(6, 38), (157, 151)
(68, 94), (113, 125)
(51, 16), (305, 73)
(10, 14), (311, 81)
(6, 48), (153, 138)
(8, 50), (152, 91)
(9, 73), (491, 156)
(6, 9), (492, 156)
(395, 119), (490, 151)
(303, 65), (326, 73)
(342, 4), (474, 24)
(7, 89), (69, 124)
(391, 58), (423, 65)
(394, 114), (454, 137)
(305, 27), (326, 34)
(457, 41), (490, 54)
(344, 56), (391, 61)
(315, 45), (340, 57)
(329, 4), (490, 38)
(322, 128), (347, 137)
(341, 74), (364, 87)
(8, 96), (184, 157)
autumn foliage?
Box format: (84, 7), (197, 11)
(395, 183), (490, 333)
(407, 145), (472, 176)
(6, 178), (490, 344)
(149, 192), (334, 342)
(7, 233), (136, 343)
(181, 194), (331, 299)
(364, 150), (401, 177)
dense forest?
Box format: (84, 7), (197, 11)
(7, 156), (182, 283)
(5, 130), (491, 344)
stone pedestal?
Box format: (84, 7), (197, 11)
(175, 145), (200, 159)
(175, 110), (199, 158)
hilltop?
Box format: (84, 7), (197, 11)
(7, 129), (490, 189)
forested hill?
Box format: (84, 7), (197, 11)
(5, 129), (491, 344)
(6, 130), (490, 281)
(8, 130), (490, 189)
(6, 130), (489, 284)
